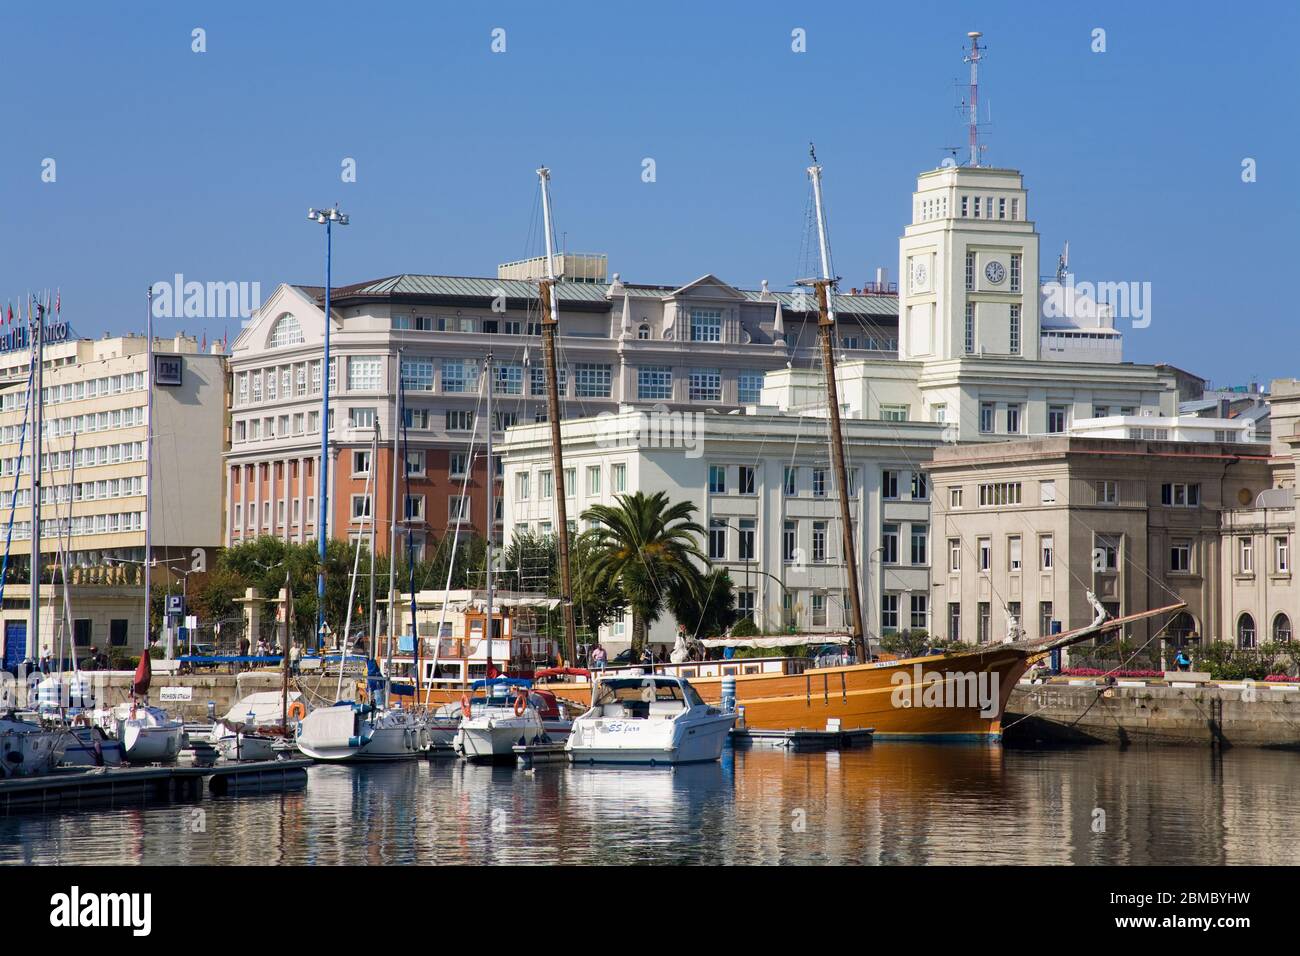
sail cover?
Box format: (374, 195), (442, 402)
(297, 705), (357, 749)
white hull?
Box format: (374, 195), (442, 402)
(215, 734), (277, 762)
(567, 712), (735, 765)
(0, 721), (63, 778)
(296, 705), (428, 763)
(119, 721), (185, 763)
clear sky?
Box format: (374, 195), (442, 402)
(2, 1), (1295, 386)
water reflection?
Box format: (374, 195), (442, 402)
(3, 745), (1298, 866)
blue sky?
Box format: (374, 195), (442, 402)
(2, 1), (1295, 385)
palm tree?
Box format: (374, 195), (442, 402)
(580, 491), (707, 655)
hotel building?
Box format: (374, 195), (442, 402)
(0, 333), (227, 666)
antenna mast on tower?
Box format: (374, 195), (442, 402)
(962, 31), (986, 166)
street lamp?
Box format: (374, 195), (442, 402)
(307, 204), (349, 652)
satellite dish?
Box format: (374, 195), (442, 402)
(940, 156), (957, 169)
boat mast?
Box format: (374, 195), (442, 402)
(144, 287), (154, 663)
(29, 293), (45, 668)
(485, 352), (495, 678)
(386, 353), (400, 677)
(806, 153), (867, 664)
(536, 167), (577, 667)
(368, 420), (379, 660)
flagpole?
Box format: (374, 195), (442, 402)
(29, 292), (44, 668)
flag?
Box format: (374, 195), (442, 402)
(200, 332), (207, 351)
(132, 648), (152, 697)
(54, 288), (60, 316)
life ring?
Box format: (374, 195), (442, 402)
(460, 693), (472, 719)
(513, 692), (528, 718)
(287, 700), (308, 721)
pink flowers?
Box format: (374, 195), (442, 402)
(1059, 667), (1164, 679)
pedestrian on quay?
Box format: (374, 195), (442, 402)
(290, 641), (302, 676)
(1174, 647), (1192, 672)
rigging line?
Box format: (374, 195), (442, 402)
(0, 361), (36, 618)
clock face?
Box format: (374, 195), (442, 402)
(984, 261), (1006, 284)
(912, 260), (928, 287)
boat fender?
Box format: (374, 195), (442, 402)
(513, 693), (528, 718)
(347, 736), (363, 748)
(461, 694), (472, 719)
(404, 729), (413, 749)
(287, 700), (308, 721)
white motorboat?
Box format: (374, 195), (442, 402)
(296, 702), (428, 762)
(0, 713), (64, 778)
(101, 702), (186, 764)
(566, 674), (736, 765)
(213, 727), (277, 762)
(454, 681), (570, 762)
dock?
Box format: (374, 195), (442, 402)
(729, 727), (875, 751)
(0, 758), (311, 814)
(513, 741), (568, 768)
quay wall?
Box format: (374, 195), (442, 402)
(1006, 681), (1300, 748)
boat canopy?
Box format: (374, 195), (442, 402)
(701, 633), (853, 649)
(469, 677), (532, 691)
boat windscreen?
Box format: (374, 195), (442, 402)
(594, 680), (685, 706)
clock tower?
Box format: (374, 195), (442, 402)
(898, 164), (1040, 362)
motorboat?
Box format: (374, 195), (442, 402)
(213, 726), (277, 762)
(454, 678), (570, 762)
(566, 674), (736, 765)
(296, 701), (429, 762)
(0, 712), (64, 778)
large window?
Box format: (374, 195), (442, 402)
(689, 308), (722, 343)
(443, 359), (477, 394)
(738, 372), (764, 405)
(574, 363), (612, 398)
(881, 524), (898, 564)
(1238, 613), (1257, 649)
(493, 364), (524, 395)
(708, 519), (727, 560)
(267, 313), (305, 349)
(1160, 483), (1201, 507)
(530, 366), (567, 396)
(812, 521), (828, 563)
(881, 594), (899, 632)
(1274, 613), (1292, 643)
(347, 356), (382, 392)
(910, 524), (928, 566)
(638, 366), (672, 401)
(689, 368), (722, 402)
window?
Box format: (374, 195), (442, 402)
(352, 450), (371, 476)
(448, 495), (469, 523)
(1006, 404), (1021, 434)
(637, 324), (650, 340)
(961, 195), (969, 217)
(932, 403), (947, 424)
(349, 407), (376, 429)
(881, 524), (898, 564)
(1048, 405), (1067, 434)
(1169, 540), (1191, 573)
(978, 602), (991, 643)
(911, 472), (928, 500)
(909, 595), (930, 632)
(405, 450), (424, 476)
(910, 524), (928, 566)
(612, 464), (626, 492)
(539, 471), (553, 499)
(1009, 305), (1021, 355)
(948, 538), (961, 572)
(442, 358), (479, 394)
(708, 465), (726, 494)
(449, 453), (468, 478)
(267, 313), (305, 348)
(1008, 535), (1022, 571)
(1161, 483), (1201, 507)
(1040, 534), (1054, 570)
(404, 495), (425, 521)
(783, 466), (797, 496)
(516, 472), (530, 500)
(979, 402), (994, 434)
(1010, 253), (1022, 293)
(1095, 534), (1120, 572)
(689, 368), (722, 402)
(978, 537), (991, 571)
(998, 197), (1006, 220)
(1238, 613), (1257, 649)
(400, 359), (435, 392)
(738, 372), (764, 405)
(574, 363), (612, 398)
(881, 404), (909, 422)
(446, 410), (474, 431)
(708, 519), (727, 560)
(1040, 480), (1057, 505)
(403, 408), (430, 430)
(1239, 536), (1253, 573)
(637, 366), (672, 401)
(812, 593), (828, 627)
(783, 520), (797, 563)
(737, 466), (755, 495)
(977, 482), (1022, 506)
(492, 364), (524, 397)
(1276, 536), (1290, 573)
(564, 468), (576, 497)
(737, 590), (756, 623)
(1039, 602), (1055, 638)
(882, 470), (899, 500)
(881, 594), (899, 632)
(965, 304), (976, 355)
(812, 468), (827, 498)
(948, 603), (961, 641)
(949, 487), (963, 509)
(347, 356), (382, 392)
(738, 519), (756, 561)
(1097, 480), (1118, 505)
(689, 308), (722, 343)
(1274, 613), (1292, 643)
(812, 521), (828, 563)
(494, 411), (517, 431)
(586, 466), (601, 496)
(351, 494), (372, 520)
(965, 251), (975, 291)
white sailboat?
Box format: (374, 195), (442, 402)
(0, 712), (63, 778)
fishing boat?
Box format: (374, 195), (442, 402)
(453, 678), (571, 761)
(0, 712), (64, 777)
(566, 674), (735, 765)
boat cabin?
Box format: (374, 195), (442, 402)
(588, 677), (707, 720)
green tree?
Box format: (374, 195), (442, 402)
(580, 492), (706, 655)
(667, 567), (737, 638)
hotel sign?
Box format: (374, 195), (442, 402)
(155, 354), (183, 387)
(0, 321), (70, 354)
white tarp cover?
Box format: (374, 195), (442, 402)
(296, 705), (356, 749)
(701, 634), (853, 649)
(220, 691), (302, 725)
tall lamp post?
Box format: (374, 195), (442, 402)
(307, 204), (349, 651)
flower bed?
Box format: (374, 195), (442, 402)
(1059, 667), (1163, 679)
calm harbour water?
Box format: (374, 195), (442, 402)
(4, 744), (1298, 866)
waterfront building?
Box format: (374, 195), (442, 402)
(0, 334), (227, 664)
(225, 267), (899, 556)
(926, 435), (1273, 653)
